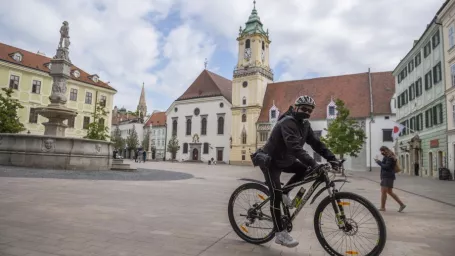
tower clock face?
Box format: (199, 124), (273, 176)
(244, 48), (251, 60)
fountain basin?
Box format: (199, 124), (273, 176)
(0, 133), (112, 171)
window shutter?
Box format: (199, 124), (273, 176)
(433, 107), (437, 125)
(425, 110), (429, 128)
(439, 104), (443, 125)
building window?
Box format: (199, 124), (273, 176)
(382, 129), (393, 142)
(83, 116), (90, 129)
(450, 25), (455, 48)
(241, 130), (247, 144)
(409, 83), (415, 101)
(242, 114), (247, 122)
(242, 81), (248, 88)
(424, 41), (431, 58)
(408, 60), (414, 73)
(9, 75), (19, 90)
(99, 118), (105, 126)
(32, 80), (41, 94)
(217, 116), (224, 135)
(260, 132), (268, 142)
(172, 119), (177, 136)
(85, 92), (92, 104)
(416, 113), (423, 131)
(416, 78), (423, 97)
(70, 89), (77, 101)
(242, 97), (247, 105)
(425, 71), (432, 90)
(29, 108), (38, 123)
(245, 39), (250, 49)
(271, 110), (276, 119)
(67, 116), (75, 128)
(203, 143), (209, 154)
(415, 52), (421, 67)
(329, 106), (335, 115)
(186, 118), (192, 135)
(453, 104), (455, 127)
(433, 62), (442, 84)
(183, 143), (188, 153)
(100, 95), (107, 107)
(410, 117), (415, 132)
(432, 30), (440, 49)
(201, 117), (207, 135)
(242, 154), (246, 161)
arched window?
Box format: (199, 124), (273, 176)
(242, 130), (247, 144)
(262, 41), (265, 50)
(186, 119), (192, 135)
(203, 143), (209, 154)
(172, 119), (177, 136)
(201, 117), (207, 135)
(183, 143), (188, 153)
(242, 96), (247, 105)
(217, 116), (224, 135)
(242, 114), (246, 122)
(245, 39), (250, 49)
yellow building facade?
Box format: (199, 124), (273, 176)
(229, 5), (273, 165)
(0, 43), (117, 138)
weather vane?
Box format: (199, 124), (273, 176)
(204, 58), (208, 69)
(253, 0), (256, 9)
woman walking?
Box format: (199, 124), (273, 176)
(374, 146), (406, 212)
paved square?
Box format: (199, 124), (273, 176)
(1, 162), (454, 256)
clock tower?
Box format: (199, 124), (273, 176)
(229, 1), (273, 165)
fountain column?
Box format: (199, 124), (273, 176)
(36, 21), (77, 136)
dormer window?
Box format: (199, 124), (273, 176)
(271, 110), (276, 119)
(72, 70), (80, 78)
(269, 101), (280, 123)
(45, 63), (52, 70)
(329, 106), (335, 115)
(11, 52), (23, 62)
(89, 74), (99, 82)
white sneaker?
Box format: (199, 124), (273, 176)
(275, 230), (299, 248)
(282, 194), (294, 209)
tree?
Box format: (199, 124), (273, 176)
(126, 124), (139, 151)
(85, 100), (110, 141)
(167, 135), (180, 161)
(142, 129), (150, 151)
(320, 99), (367, 174)
(0, 88), (25, 133)
(111, 125), (125, 150)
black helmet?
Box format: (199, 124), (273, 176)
(294, 95), (316, 109)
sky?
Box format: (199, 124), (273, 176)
(0, 0), (445, 113)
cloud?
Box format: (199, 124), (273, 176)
(0, 0), (445, 113)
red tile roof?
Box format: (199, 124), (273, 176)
(111, 112), (138, 125)
(258, 71), (394, 122)
(176, 70), (232, 103)
(144, 111), (166, 127)
(0, 42), (116, 91)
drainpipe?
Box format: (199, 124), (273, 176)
(163, 124), (167, 161)
(368, 68), (374, 172)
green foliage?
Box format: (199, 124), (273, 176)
(167, 135), (180, 160)
(84, 101), (110, 141)
(111, 125), (125, 150)
(0, 88), (26, 133)
(126, 124), (139, 150)
(320, 99), (367, 162)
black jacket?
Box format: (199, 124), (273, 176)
(262, 115), (337, 169)
(376, 156), (396, 180)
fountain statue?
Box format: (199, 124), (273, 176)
(35, 21), (77, 136)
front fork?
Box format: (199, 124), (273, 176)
(326, 181), (347, 229)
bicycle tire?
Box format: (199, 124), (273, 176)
(313, 192), (387, 256)
(228, 182), (275, 244)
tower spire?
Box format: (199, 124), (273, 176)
(137, 82), (147, 119)
(253, 0), (256, 10)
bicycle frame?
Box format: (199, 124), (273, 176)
(251, 164), (348, 225)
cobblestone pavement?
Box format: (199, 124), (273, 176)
(0, 161), (454, 256)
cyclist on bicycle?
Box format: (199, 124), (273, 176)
(259, 95), (340, 248)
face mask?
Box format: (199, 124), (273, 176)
(294, 112), (310, 121)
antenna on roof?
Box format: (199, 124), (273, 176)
(204, 58), (208, 70)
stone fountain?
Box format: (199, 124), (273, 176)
(0, 21), (113, 171)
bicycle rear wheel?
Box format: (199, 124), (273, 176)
(314, 192), (387, 256)
(228, 182), (275, 244)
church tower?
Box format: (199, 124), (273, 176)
(137, 83), (147, 119)
(229, 1), (273, 165)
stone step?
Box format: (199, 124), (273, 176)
(111, 166), (137, 172)
(113, 159), (124, 163)
(112, 163), (130, 168)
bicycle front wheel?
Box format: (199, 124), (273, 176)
(314, 192), (387, 256)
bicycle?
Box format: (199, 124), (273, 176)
(227, 158), (387, 256)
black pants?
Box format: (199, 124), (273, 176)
(260, 160), (308, 232)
